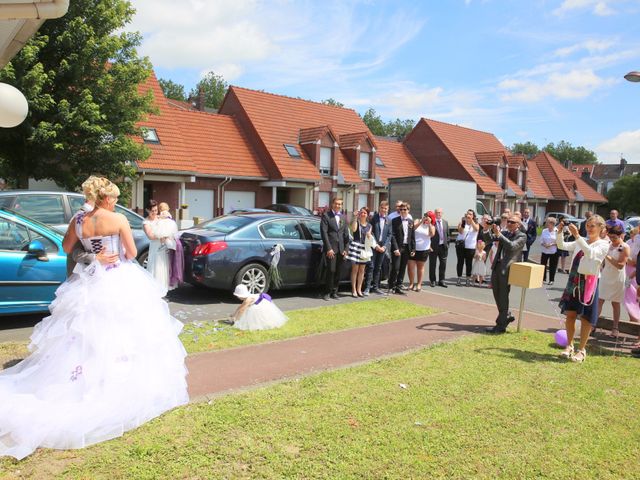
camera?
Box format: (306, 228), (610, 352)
(486, 216), (502, 226)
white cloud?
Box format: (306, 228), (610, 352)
(199, 64), (244, 82)
(499, 69), (616, 102)
(553, 39), (616, 57)
(596, 129), (640, 163)
(553, 0), (617, 17)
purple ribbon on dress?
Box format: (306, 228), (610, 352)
(254, 293), (272, 305)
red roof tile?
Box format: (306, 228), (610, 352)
(135, 73), (265, 178)
(418, 119), (505, 194)
(224, 87), (421, 183)
(475, 151), (506, 166)
(525, 162), (553, 199)
(374, 137), (425, 183)
(298, 126), (338, 145)
(530, 152), (605, 203)
(506, 179), (525, 197)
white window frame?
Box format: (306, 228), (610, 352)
(319, 147), (332, 176)
(359, 152), (370, 178)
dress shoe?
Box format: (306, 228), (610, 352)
(371, 288), (384, 295)
(330, 293), (339, 299)
(507, 314), (516, 324)
(394, 288), (407, 295)
(484, 326), (506, 334)
(438, 281), (448, 288)
(322, 293), (331, 301)
(399, 284), (408, 291)
(363, 289), (370, 296)
(430, 281), (436, 288)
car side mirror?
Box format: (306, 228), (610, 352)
(27, 240), (49, 262)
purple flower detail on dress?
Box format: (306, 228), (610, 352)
(70, 365), (83, 381)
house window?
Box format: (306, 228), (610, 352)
(142, 128), (160, 144)
(284, 144), (301, 158)
(318, 192), (330, 209)
(375, 156), (385, 167)
(496, 167), (504, 187)
(358, 194), (368, 209)
(517, 170), (524, 188)
(359, 152), (370, 178)
(319, 147), (332, 176)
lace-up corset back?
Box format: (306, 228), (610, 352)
(75, 211), (123, 259)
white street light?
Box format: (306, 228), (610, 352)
(624, 71), (640, 82)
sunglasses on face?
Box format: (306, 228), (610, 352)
(400, 208), (408, 211)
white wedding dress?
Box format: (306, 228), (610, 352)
(0, 214), (189, 460)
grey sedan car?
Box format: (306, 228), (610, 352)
(0, 190), (150, 264)
(181, 212), (350, 294)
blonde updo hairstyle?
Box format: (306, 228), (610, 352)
(81, 175), (101, 203)
(85, 177), (120, 207)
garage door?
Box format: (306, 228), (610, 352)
(224, 191), (255, 214)
(185, 189), (214, 221)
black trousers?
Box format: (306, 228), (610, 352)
(457, 247), (474, 277)
(455, 242), (465, 277)
(540, 252), (559, 282)
(324, 254), (345, 294)
(389, 245), (410, 290)
(429, 243), (448, 282)
(491, 260), (511, 329)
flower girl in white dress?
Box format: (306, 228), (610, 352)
(231, 284), (288, 331)
(0, 177), (188, 460)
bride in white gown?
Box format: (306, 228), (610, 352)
(0, 177), (188, 460)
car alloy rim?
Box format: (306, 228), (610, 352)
(243, 267), (266, 293)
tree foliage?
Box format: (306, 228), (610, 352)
(361, 108), (415, 139)
(510, 141), (540, 157)
(321, 98), (345, 108)
(159, 78), (187, 102)
(0, 0), (154, 193)
(606, 174), (640, 216)
(543, 140), (598, 165)
(190, 71), (227, 110)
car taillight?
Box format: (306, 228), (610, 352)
(193, 241), (228, 256)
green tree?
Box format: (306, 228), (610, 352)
(322, 98), (344, 108)
(544, 140), (598, 165)
(361, 108), (386, 136)
(190, 71), (227, 110)
(606, 174), (640, 216)
(0, 0), (153, 193)
(159, 78), (187, 102)
(510, 141), (540, 157)
(385, 118), (415, 139)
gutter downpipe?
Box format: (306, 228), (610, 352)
(217, 176), (232, 216)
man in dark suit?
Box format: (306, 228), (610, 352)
(486, 214), (527, 334)
(429, 207), (449, 288)
(364, 201), (392, 295)
(320, 197), (351, 301)
(388, 203), (414, 294)
(521, 208), (537, 262)
(578, 211), (592, 238)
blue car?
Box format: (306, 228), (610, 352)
(181, 212), (340, 294)
(0, 208), (67, 315)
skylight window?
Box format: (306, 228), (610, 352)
(142, 128), (160, 144)
(284, 144), (301, 158)
(472, 165), (487, 177)
(375, 156), (385, 167)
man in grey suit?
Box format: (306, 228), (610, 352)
(429, 207), (449, 288)
(486, 214), (527, 334)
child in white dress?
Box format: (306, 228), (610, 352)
(471, 239), (487, 285)
(231, 284), (288, 331)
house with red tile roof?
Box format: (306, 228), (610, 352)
(529, 152), (605, 217)
(218, 86), (425, 212)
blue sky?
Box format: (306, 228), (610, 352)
(126, 0), (640, 164)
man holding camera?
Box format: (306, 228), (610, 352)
(485, 214), (527, 334)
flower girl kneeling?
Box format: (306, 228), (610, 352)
(231, 284), (288, 331)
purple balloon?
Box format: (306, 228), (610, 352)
(554, 329), (568, 347)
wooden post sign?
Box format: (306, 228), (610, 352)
(508, 262), (545, 332)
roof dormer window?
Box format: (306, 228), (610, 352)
(496, 166), (505, 188)
(359, 152), (370, 179)
(284, 144), (301, 158)
(319, 147), (332, 176)
(517, 169), (524, 188)
(142, 128), (160, 144)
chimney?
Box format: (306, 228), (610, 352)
(620, 156), (627, 171)
(195, 87), (205, 111)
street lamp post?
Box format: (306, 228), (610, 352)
(624, 71), (640, 82)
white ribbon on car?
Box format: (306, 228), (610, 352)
(269, 244), (286, 289)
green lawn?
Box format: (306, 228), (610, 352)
(181, 298), (436, 353)
(2, 331), (638, 479)
(0, 299), (435, 366)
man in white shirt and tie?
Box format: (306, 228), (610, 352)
(320, 197), (351, 300)
(388, 203), (415, 294)
(429, 208), (449, 288)
(364, 201), (392, 295)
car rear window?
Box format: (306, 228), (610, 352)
(13, 195), (66, 225)
(199, 215), (253, 234)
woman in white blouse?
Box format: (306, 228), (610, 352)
(557, 215), (609, 363)
(539, 217), (559, 285)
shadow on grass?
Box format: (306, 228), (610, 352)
(475, 346), (563, 363)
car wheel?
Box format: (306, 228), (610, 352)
(234, 263), (269, 294)
(137, 250), (149, 269)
